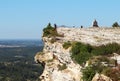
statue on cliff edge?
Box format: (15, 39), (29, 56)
(93, 19), (99, 27)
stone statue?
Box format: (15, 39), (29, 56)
(54, 24), (57, 30)
(93, 20), (99, 27)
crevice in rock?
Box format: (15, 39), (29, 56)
(36, 60), (45, 75)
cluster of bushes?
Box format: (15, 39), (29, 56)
(71, 42), (120, 81)
(43, 23), (63, 37)
(92, 43), (120, 55)
(82, 62), (106, 81)
(88, 56), (115, 66)
(82, 66), (96, 81)
(82, 56), (115, 81)
(82, 63), (120, 81)
(43, 23), (57, 37)
(71, 42), (120, 65)
(71, 42), (92, 65)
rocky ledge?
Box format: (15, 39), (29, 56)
(35, 27), (120, 81)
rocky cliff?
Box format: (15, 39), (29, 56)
(35, 27), (120, 81)
(35, 37), (82, 81)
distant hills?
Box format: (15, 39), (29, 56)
(0, 39), (43, 48)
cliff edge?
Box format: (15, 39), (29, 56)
(35, 27), (120, 81)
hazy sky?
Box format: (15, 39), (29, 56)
(0, 0), (120, 39)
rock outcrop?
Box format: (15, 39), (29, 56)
(35, 37), (82, 81)
(35, 27), (120, 81)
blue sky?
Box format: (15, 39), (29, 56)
(0, 0), (120, 39)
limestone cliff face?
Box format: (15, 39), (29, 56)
(35, 27), (120, 81)
(35, 37), (81, 81)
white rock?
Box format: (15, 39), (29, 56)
(35, 27), (120, 81)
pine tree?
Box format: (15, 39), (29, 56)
(112, 22), (119, 27)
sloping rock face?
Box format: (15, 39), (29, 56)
(35, 37), (82, 81)
(57, 27), (120, 46)
(35, 27), (120, 81)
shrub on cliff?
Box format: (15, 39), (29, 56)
(71, 42), (92, 65)
(82, 62), (106, 81)
(92, 43), (120, 55)
(43, 23), (57, 37)
(112, 22), (120, 27)
(71, 42), (120, 65)
(82, 66), (96, 81)
(43, 23), (63, 37)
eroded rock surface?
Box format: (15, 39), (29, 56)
(35, 37), (81, 81)
(35, 27), (120, 81)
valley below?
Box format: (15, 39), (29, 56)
(0, 40), (43, 81)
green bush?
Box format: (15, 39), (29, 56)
(71, 42), (120, 65)
(43, 23), (58, 37)
(82, 66), (96, 81)
(112, 22), (120, 27)
(82, 62), (105, 81)
(63, 41), (71, 49)
(71, 42), (82, 55)
(72, 52), (91, 65)
(92, 43), (120, 55)
(71, 42), (120, 81)
(92, 45), (106, 55)
(71, 42), (91, 55)
(71, 42), (92, 65)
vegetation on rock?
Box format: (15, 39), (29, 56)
(82, 56), (120, 81)
(82, 66), (96, 81)
(63, 41), (72, 49)
(43, 23), (63, 37)
(71, 42), (92, 65)
(70, 42), (120, 81)
(42, 26), (120, 81)
(112, 22), (120, 27)
(71, 42), (120, 65)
